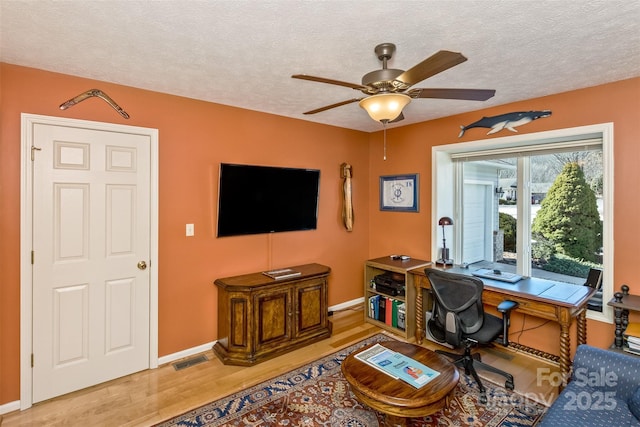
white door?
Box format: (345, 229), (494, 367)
(31, 122), (151, 403)
(462, 182), (492, 264)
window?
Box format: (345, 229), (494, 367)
(432, 124), (613, 322)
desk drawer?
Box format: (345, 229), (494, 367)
(415, 273), (560, 321)
(483, 293), (557, 320)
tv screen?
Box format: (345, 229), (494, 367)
(217, 163), (321, 237)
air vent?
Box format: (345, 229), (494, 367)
(172, 354), (208, 371)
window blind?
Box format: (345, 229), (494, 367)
(450, 137), (602, 162)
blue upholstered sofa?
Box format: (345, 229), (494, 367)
(538, 344), (640, 426)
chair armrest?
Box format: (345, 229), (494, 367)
(572, 345), (640, 401)
(496, 300), (518, 346)
(497, 300), (518, 313)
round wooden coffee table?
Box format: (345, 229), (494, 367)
(341, 340), (459, 427)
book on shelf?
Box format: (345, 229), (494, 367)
(367, 295), (406, 331)
(624, 322), (640, 339)
(397, 303), (406, 330)
(385, 298), (393, 326)
(355, 343), (440, 388)
(390, 299), (399, 328)
(627, 335), (640, 346)
(368, 295), (379, 319)
(378, 297), (386, 323)
(626, 337), (640, 349)
(624, 324), (640, 355)
(623, 332), (640, 356)
(624, 345), (640, 356)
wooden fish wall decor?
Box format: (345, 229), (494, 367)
(459, 110), (551, 137)
(341, 163), (354, 231)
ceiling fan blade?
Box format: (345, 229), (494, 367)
(395, 51), (468, 87)
(303, 98), (363, 115)
(292, 74), (368, 91)
(408, 88), (496, 101)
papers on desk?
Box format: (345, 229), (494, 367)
(538, 284), (583, 300)
(472, 268), (522, 283)
(355, 343), (440, 388)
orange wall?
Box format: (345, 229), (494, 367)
(0, 63), (370, 404)
(1, 62), (638, 406)
(368, 77), (640, 354)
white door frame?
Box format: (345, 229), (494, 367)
(20, 113), (159, 409)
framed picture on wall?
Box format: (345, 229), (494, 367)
(379, 174), (419, 212)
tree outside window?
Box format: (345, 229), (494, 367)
(531, 162), (603, 277)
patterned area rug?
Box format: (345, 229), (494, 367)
(157, 334), (546, 426)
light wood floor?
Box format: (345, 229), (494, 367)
(1, 306), (559, 426)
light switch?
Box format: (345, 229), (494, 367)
(186, 223), (194, 236)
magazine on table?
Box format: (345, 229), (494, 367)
(355, 343), (440, 388)
(262, 268), (301, 280)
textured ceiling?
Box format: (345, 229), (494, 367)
(1, 0), (639, 132)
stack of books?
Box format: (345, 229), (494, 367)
(367, 295), (406, 330)
(624, 323), (640, 355)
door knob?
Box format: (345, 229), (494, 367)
(137, 261), (147, 270)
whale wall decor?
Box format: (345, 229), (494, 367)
(459, 110), (551, 137)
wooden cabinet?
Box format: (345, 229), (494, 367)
(213, 263), (332, 366)
(364, 257), (432, 339)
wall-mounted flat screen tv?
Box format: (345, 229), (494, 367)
(217, 163), (321, 237)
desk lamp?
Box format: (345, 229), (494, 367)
(436, 216), (454, 266)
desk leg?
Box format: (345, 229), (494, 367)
(576, 310), (587, 346)
(558, 309), (571, 385)
(415, 283), (424, 344)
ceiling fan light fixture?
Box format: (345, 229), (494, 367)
(359, 93), (411, 123)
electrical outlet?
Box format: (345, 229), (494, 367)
(186, 223), (194, 236)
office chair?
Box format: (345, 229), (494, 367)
(425, 269), (517, 403)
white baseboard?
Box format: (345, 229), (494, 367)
(329, 297), (363, 312)
(1, 400), (21, 415)
(157, 341), (216, 366)
(156, 298), (362, 366)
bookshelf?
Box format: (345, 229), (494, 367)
(364, 256), (432, 339)
(607, 285), (640, 355)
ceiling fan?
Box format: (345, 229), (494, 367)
(292, 43), (496, 123)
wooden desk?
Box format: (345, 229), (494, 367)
(411, 266), (595, 382)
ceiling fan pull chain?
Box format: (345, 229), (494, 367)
(383, 121), (387, 161)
